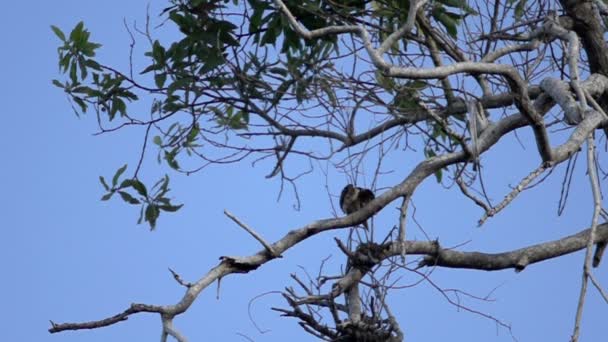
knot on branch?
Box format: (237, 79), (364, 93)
(337, 316), (399, 342)
(514, 254), (529, 273)
(417, 239), (443, 268)
(593, 241), (607, 268)
(350, 242), (387, 270)
(219, 256), (260, 272)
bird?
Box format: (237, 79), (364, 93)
(339, 184), (375, 229)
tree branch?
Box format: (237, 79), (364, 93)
(417, 223), (608, 271)
(224, 209), (281, 258)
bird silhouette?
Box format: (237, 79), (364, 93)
(339, 184), (375, 229)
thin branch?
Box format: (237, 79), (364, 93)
(479, 163), (548, 226)
(456, 178), (491, 213)
(224, 210), (281, 258)
(398, 196), (409, 261)
(571, 133), (602, 342)
(588, 273), (608, 304)
(377, 0), (428, 55)
(168, 268), (192, 288)
(49, 303), (165, 333)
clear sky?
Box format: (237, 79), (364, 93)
(0, 1), (605, 341)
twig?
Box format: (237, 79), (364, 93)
(588, 273), (608, 304)
(372, 286), (404, 340)
(168, 268), (192, 288)
(224, 209), (281, 258)
(584, 89), (608, 119)
(571, 134), (602, 342)
(334, 238), (356, 260)
(398, 196), (409, 261)
(49, 303), (164, 333)
(478, 163), (548, 226)
(378, 0), (428, 54)
(456, 178), (491, 212)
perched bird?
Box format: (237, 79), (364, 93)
(339, 184), (375, 229)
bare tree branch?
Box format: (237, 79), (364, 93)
(224, 209), (281, 258)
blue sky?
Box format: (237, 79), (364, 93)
(1, 1), (605, 341)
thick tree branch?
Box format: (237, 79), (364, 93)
(417, 223), (608, 271)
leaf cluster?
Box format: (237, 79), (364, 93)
(100, 165), (182, 230)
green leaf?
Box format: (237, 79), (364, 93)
(59, 53), (71, 72)
(69, 60), (78, 83)
(71, 85), (92, 94)
(260, 16), (280, 45)
(153, 135), (162, 146)
(514, 0), (527, 20)
(108, 98), (127, 119)
(375, 70), (396, 92)
(434, 8), (459, 38)
(118, 191), (141, 205)
(167, 77), (192, 94)
(119, 178), (135, 188)
(52, 79), (65, 89)
(152, 40), (166, 64)
(99, 176), (110, 191)
(101, 192), (114, 201)
(112, 164), (128, 187)
(249, 6), (264, 32)
(70, 21), (85, 42)
(228, 111), (248, 129)
(151, 175), (167, 191)
(84, 59), (102, 71)
(155, 73), (167, 88)
(137, 204), (145, 225)
(72, 96), (87, 112)
(392, 85), (424, 113)
(131, 179), (148, 197)
(320, 79), (337, 107)
(140, 63), (161, 74)
(434, 169), (443, 183)
(186, 124), (200, 143)
(405, 80), (428, 90)
(78, 55), (87, 79)
(268, 67), (288, 77)
(51, 25), (66, 41)
(114, 98), (127, 117)
(438, 0), (478, 15)
(164, 149), (180, 170)
(145, 204), (160, 230)
(159, 175), (170, 194)
(159, 204), (183, 212)
(208, 106), (223, 117)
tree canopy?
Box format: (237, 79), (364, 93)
(49, 0), (608, 341)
